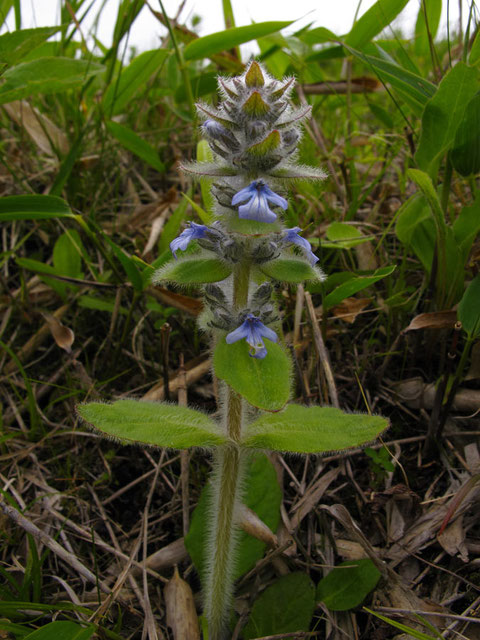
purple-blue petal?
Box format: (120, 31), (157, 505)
(226, 321), (250, 344)
(226, 314), (277, 358)
(283, 227), (319, 266)
(169, 222), (208, 259)
(238, 193), (277, 223)
(257, 324), (278, 343)
(232, 183), (257, 206)
(250, 346), (267, 359)
(263, 185), (288, 210)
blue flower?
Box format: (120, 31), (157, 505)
(231, 181), (287, 223)
(226, 314), (278, 359)
(282, 227), (318, 265)
(170, 222), (208, 259)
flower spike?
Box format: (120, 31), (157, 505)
(232, 180), (288, 223)
(226, 314), (278, 359)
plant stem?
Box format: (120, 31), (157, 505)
(205, 259), (251, 639)
(205, 444), (244, 640)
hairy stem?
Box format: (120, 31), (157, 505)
(205, 444), (244, 640)
(205, 259), (251, 639)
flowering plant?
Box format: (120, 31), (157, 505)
(78, 62), (388, 640)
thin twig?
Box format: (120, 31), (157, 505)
(304, 292), (339, 408)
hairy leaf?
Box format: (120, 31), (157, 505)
(213, 339), (291, 411)
(242, 404), (388, 453)
(78, 400), (226, 449)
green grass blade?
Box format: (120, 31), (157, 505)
(0, 195), (72, 221)
(184, 21), (293, 61)
(345, 0), (409, 49)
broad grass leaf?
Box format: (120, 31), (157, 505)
(153, 256), (232, 284)
(0, 195), (71, 221)
(185, 453), (282, 581)
(184, 22), (293, 60)
(78, 295), (128, 315)
(322, 222), (372, 249)
(322, 266), (396, 311)
(299, 26), (336, 46)
(196, 139), (215, 223)
(0, 58), (104, 104)
(395, 193), (435, 272)
(415, 63), (480, 173)
(158, 192), (191, 254)
(453, 196), (480, 261)
(345, 0), (409, 49)
(0, 27), (60, 66)
(365, 609), (442, 639)
(451, 91), (480, 177)
(175, 72), (218, 102)
(103, 49), (169, 116)
(414, 0), (441, 57)
(23, 621), (95, 640)
(78, 399), (226, 449)
(469, 29), (480, 66)
(342, 44), (436, 109)
(106, 121), (165, 172)
(102, 234), (144, 292)
(317, 559), (381, 610)
(458, 275), (480, 339)
(53, 230), (83, 280)
(243, 573), (315, 639)
(242, 405), (388, 453)
(260, 257), (321, 283)
(213, 339), (291, 412)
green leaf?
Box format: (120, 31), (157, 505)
(395, 193), (435, 272)
(0, 27), (61, 66)
(153, 256), (232, 285)
(0, 195), (71, 221)
(0, 58), (104, 104)
(197, 139), (215, 223)
(78, 295), (128, 315)
(299, 26), (336, 46)
(24, 621), (96, 640)
(470, 29), (480, 66)
(407, 169), (446, 237)
(106, 121), (165, 173)
(364, 608), (440, 640)
(53, 230), (83, 279)
(260, 257), (321, 283)
(184, 21), (293, 60)
(458, 275), (480, 339)
(102, 234), (144, 292)
(345, 0), (409, 49)
(317, 559), (381, 611)
(342, 44), (436, 109)
(103, 49), (169, 116)
(322, 222), (372, 249)
(243, 573), (316, 639)
(415, 63), (480, 173)
(323, 266), (396, 310)
(15, 257), (57, 277)
(213, 339), (291, 412)
(158, 191), (191, 254)
(180, 191), (211, 226)
(414, 0), (441, 57)
(451, 91), (480, 177)
(242, 404), (388, 453)
(77, 399), (226, 449)
(453, 196), (480, 262)
(185, 452), (282, 581)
